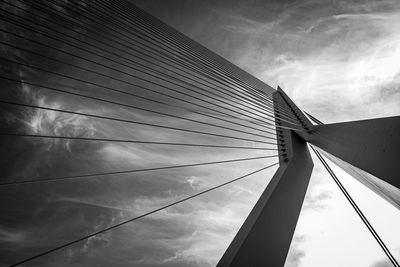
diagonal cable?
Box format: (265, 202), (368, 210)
(0, 100), (278, 145)
(311, 146), (399, 267)
(8, 162), (279, 266)
(3, 0), (281, 121)
(0, 155), (278, 187)
(0, 12), (286, 129)
(2, 0), (299, 126)
(0, 76), (276, 139)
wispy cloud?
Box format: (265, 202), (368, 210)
(285, 235), (307, 267)
(201, 0), (400, 122)
(2, 0), (400, 266)
(0, 226), (29, 244)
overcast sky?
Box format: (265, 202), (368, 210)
(0, 0), (400, 266)
(130, 1), (400, 265)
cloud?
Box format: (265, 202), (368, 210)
(3, 79), (98, 150)
(54, 196), (130, 213)
(186, 176), (207, 190)
(303, 190), (332, 212)
(197, 0), (400, 123)
(67, 212), (124, 263)
(112, 195), (250, 267)
(0, 226), (29, 244)
(285, 235), (307, 267)
(2, 0), (400, 266)
(98, 143), (182, 169)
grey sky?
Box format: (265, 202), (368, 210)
(133, 0), (400, 122)
(1, 0), (400, 266)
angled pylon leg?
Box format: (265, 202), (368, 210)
(217, 131), (313, 267)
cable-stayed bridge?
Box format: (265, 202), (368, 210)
(0, 0), (399, 266)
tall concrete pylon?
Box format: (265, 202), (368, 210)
(218, 86), (400, 266)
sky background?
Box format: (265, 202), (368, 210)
(0, 0), (400, 266)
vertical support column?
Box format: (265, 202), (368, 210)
(217, 90), (313, 267)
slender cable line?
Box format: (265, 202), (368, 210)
(0, 132), (278, 147)
(99, 2), (294, 119)
(106, 0), (279, 108)
(103, 0), (268, 97)
(21, 0), (269, 107)
(8, 162), (279, 267)
(0, 53), (279, 133)
(0, 33), (276, 130)
(2, 0), (293, 125)
(0, 55), (277, 134)
(311, 146), (400, 267)
(0, 100), (277, 145)
(0, 133), (277, 150)
(52, 0), (270, 102)
(0, 2), (304, 131)
(0, 9), (290, 129)
(0, 3), (299, 127)
(0, 76), (275, 140)
(0, 155), (278, 186)
(7, 0), (297, 124)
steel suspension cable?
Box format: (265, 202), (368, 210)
(5, 0), (298, 125)
(103, 0), (269, 97)
(8, 162), (279, 267)
(0, 4), (290, 128)
(0, 76), (274, 140)
(10, 0), (296, 124)
(118, 3), (296, 112)
(0, 2), (310, 265)
(41, 0), (288, 119)
(0, 30), (279, 131)
(51, 0), (263, 97)
(311, 146), (400, 267)
(100, 0), (292, 114)
(82, 0), (264, 95)
(0, 155), (278, 187)
(0, 132), (278, 147)
(0, 25), (283, 131)
(0, 37), (294, 129)
(0, 56), (282, 134)
(3, 23), (300, 131)
(0, 133), (277, 150)
(0, 100), (279, 145)
(106, 6), (280, 115)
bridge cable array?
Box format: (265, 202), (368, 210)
(0, 1), (285, 265)
(0, 154), (278, 187)
(3, 0), (394, 266)
(7, 163), (279, 266)
(0, 0), (304, 131)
